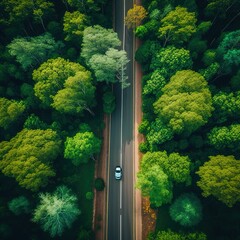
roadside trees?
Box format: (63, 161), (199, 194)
(196, 155), (240, 207)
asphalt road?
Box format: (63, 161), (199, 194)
(107, 0), (134, 239)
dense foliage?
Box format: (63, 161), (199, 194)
(135, 0), (240, 238)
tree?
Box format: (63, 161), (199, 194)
(32, 57), (85, 106)
(170, 193), (202, 227)
(23, 114), (48, 130)
(0, 98), (25, 129)
(146, 118), (174, 148)
(217, 30), (240, 73)
(153, 230), (207, 240)
(208, 124), (240, 150)
(63, 11), (89, 42)
(140, 151), (191, 184)
(33, 185), (80, 237)
(0, 129), (61, 191)
(2, 0), (54, 29)
(143, 70), (166, 97)
(212, 91), (240, 123)
(158, 6), (197, 46)
(205, 0), (238, 19)
(7, 33), (63, 70)
(136, 165), (173, 207)
(103, 91), (116, 114)
(81, 25), (121, 64)
(196, 155), (240, 207)
(64, 131), (101, 165)
(124, 4), (147, 29)
(154, 70), (213, 135)
(89, 48), (129, 87)
(8, 196), (30, 215)
(52, 70), (96, 115)
(150, 46), (193, 78)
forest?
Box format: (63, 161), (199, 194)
(0, 0), (240, 239)
(0, 0), (122, 239)
(131, 0), (240, 239)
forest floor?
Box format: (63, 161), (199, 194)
(92, 36), (157, 240)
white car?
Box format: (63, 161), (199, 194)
(115, 166), (122, 180)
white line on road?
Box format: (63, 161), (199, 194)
(120, 179), (122, 209)
(120, 214), (122, 240)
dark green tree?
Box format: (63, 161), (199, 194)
(150, 46), (193, 78)
(170, 193), (202, 227)
(208, 124), (240, 150)
(8, 196), (30, 215)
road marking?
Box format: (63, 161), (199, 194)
(120, 179), (122, 209)
(120, 214), (122, 240)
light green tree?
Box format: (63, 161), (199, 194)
(81, 25), (121, 64)
(0, 129), (61, 191)
(32, 57), (85, 106)
(89, 48), (129, 87)
(33, 185), (80, 237)
(159, 6), (197, 46)
(63, 11), (89, 42)
(64, 131), (101, 165)
(197, 155), (240, 207)
(0, 98), (25, 129)
(140, 151), (191, 184)
(52, 70), (96, 115)
(8, 33), (63, 70)
(170, 193), (202, 227)
(153, 230), (207, 240)
(154, 70), (213, 135)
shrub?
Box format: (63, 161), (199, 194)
(94, 178), (105, 191)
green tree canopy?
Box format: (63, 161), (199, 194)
(0, 129), (61, 191)
(217, 30), (240, 73)
(153, 230), (207, 240)
(212, 91), (240, 123)
(8, 196), (30, 215)
(63, 11), (89, 42)
(208, 124), (240, 150)
(136, 165), (173, 207)
(1, 0), (54, 29)
(124, 4), (147, 29)
(170, 193), (202, 227)
(81, 25), (121, 64)
(33, 185), (80, 237)
(52, 70), (96, 115)
(154, 70), (213, 135)
(0, 98), (25, 129)
(32, 57), (85, 106)
(150, 46), (193, 78)
(64, 131), (101, 165)
(196, 155), (240, 207)
(7, 33), (63, 70)
(89, 48), (129, 87)
(158, 6), (197, 46)
(140, 151), (191, 184)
